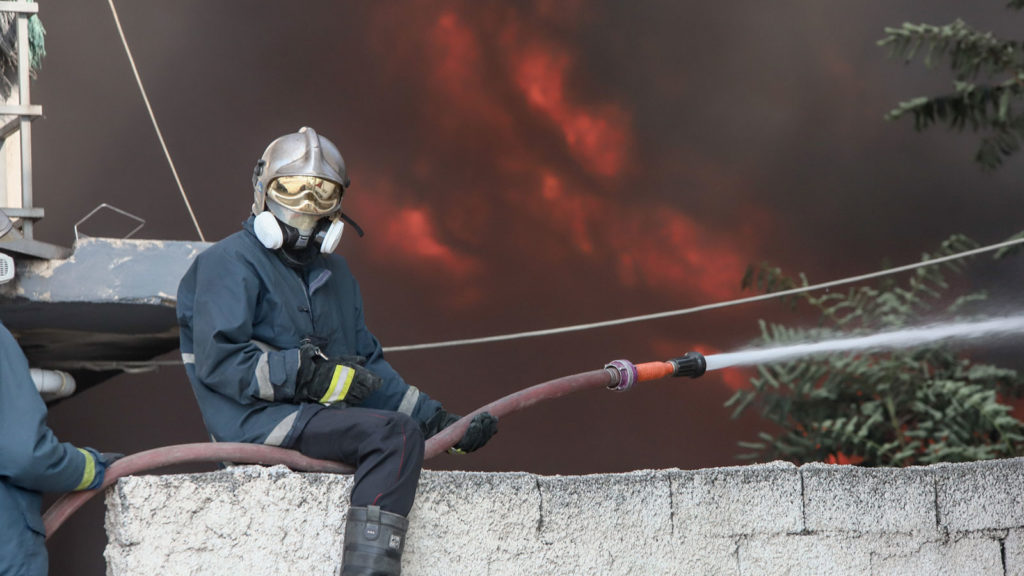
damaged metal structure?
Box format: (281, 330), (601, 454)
(0, 235), (206, 393)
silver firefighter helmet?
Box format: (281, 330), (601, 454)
(251, 127), (350, 237)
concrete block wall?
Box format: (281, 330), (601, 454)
(104, 458), (1024, 575)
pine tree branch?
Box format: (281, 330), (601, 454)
(886, 80), (1023, 128)
(886, 80), (1024, 169)
(879, 20), (1023, 80)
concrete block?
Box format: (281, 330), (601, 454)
(669, 537), (740, 576)
(801, 462), (936, 534)
(935, 457), (1024, 531)
(738, 534), (872, 576)
(105, 466), (352, 576)
(534, 470), (682, 575)
(1006, 528), (1024, 576)
(671, 461), (803, 537)
(405, 470), (542, 575)
(871, 535), (1004, 576)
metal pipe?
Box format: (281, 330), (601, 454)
(16, 11), (32, 239)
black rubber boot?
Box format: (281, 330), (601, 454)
(340, 505), (409, 576)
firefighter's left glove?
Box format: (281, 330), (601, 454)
(422, 409), (499, 454)
(296, 343), (383, 406)
(75, 448), (123, 491)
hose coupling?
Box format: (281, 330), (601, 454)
(604, 359), (638, 392)
(668, 351), (707, 379)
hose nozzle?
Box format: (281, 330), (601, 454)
(668, 352), (707, 379)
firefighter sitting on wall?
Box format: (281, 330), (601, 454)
(176, 127), (498, 576)
(0, 251), (118, 576)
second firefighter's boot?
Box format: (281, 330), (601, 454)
(340, 505), (409, 576)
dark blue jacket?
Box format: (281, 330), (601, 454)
(0, 320), (99, 576)
(176, 217), (441, 447)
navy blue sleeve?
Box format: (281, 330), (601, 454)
(178, 250), (302, 404)
(0, 322), (95, 493)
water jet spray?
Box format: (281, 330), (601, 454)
(702, 315), (1024, 372)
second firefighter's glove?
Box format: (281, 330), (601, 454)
(422, 409), (499, 454)
(74, 448), (123, 491)
(297, 344), (383, 406)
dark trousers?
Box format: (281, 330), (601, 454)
(289, 407), (424, 517)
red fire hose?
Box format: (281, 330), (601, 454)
(42, 353), (706, 539)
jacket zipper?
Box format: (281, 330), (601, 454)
(294, 271), (316, 334)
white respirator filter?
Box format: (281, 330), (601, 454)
(0, 253), (13, 285)
(320, 219), (344, 253)
(253, 211), (285, 250)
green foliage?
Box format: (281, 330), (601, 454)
(0, 2), (46, 99)
(727, 234), (1024, 466)
(879, 6), (1024, 169)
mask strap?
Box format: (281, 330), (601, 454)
(339, 212), (365, 237)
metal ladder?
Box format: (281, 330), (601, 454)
(0, 1), (42, 239)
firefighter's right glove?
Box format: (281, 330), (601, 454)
(296, 344), (383, 406)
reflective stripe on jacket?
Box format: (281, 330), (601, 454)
(176, 217), (441, 447)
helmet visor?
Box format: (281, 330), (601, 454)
(268, 176), (343, 215)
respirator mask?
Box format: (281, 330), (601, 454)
(254, 175), (346, 254)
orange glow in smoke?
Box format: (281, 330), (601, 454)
(348, 182), (479, 284)
(512, 47), (630, 178)
(531, 168), (748, 302)
(540, 172), (595, 254)
(388, 208), (477, 277)
(609, 203), (747, 301)
(424, 10), (514, 136)
(364, 4), (759, 317)
(432, 12), (478, 85)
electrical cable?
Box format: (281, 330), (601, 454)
(106, 0), (206, 242)
(382, 235), (1024, 352)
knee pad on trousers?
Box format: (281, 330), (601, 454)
(377, 413), (424, 458)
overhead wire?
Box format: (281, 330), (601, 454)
(106, 0), (205, 242)
(381, 235), (1024, 352)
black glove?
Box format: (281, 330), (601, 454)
(422, 409), (499, 454)
(100, 452), (126, 466)
(296, 343), (383, 406)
